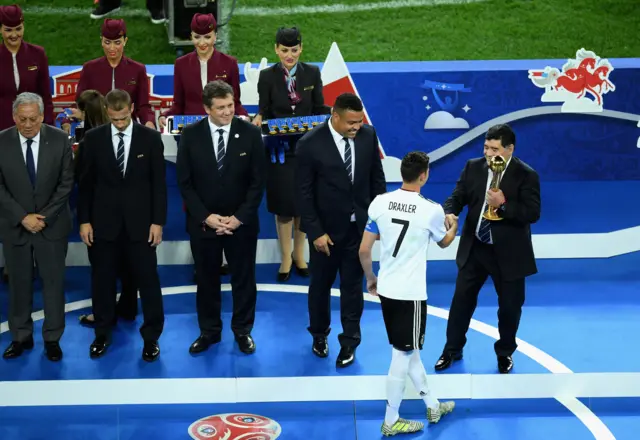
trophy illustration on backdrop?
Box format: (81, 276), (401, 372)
(483, 155), (507, 221)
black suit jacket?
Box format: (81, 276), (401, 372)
(257, 62), (330, 119)
(295, 122), (386, 243)
(176, 117), (266, 237)
(444, 156), (541, 280)
(77, 123), (167, 241)
(0, 124), (74, 244)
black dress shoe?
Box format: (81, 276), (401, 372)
(2, 338), (34, 359)
(45, 342), (63, 362)
(189, 334), (221, 354)
(235, 334), (256, 354)
(90, 336), (110, 359)
(142, 341), (160, 362)
(312, 336), (328, 358)
(434, 352), (463, 371)
(498, 355), (513, 374)
(336, 346), (356, 368)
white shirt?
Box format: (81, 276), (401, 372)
(12, 53), (19, 90)
(366, 189), (447, 301)
(200, 59), (208, 89)
(328, 119), (356, 221)
(19, 132), (40, 173)
(208, 118), (231, 160)
(475, 156), (512, 244)
(111, 122), (133, 175)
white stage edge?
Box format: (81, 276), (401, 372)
(0, 372), (639, 407)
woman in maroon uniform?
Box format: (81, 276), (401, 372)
(70, 19), (156, 129)
(0, 4), (53, 131)
(158, 13), (247, 129)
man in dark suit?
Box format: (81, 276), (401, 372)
(176, 80), (265, 355)
(296, 93), (386, 368)
(77, 89), (166, 362)
(434, 124), (540, 374)
(0, 92), (74, 361)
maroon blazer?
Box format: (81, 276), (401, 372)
(163, 50), (247, 117)
(76, 56), (156, 126)
(0, 42), (54, 130)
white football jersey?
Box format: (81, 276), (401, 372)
(366, 188), (447, 301)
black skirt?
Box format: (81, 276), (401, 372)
(265, 134), (302, 217)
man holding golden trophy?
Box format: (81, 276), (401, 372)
(433, 124), (541, 374)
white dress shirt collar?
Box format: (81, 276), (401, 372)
(18, 131), (41, 146)
(328, 118), (349, 147)
(111, 121), (134, 138)
(208, 118), (231, 134)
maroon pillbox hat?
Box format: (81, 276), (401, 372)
(0, 5), (24, 28)
(101, 18), (126, 40)
(191, 13), (216, 35)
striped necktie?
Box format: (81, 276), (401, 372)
(216, 128), (226, 171)
(477, 207), (492, 243)
(343, 137), (352, 183)
(116, 132), (125, 176)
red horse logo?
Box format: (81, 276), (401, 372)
(528, 48), (615, 112)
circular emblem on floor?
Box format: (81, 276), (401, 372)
(188, 413), (282, 439)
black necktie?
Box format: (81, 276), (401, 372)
(25, 139), (36, 187)
(116, 132), (125, 176)
(343, 137), (352, 182)
(217, 128), (226, 171)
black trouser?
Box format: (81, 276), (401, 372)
(193, 227), (258, 337)
(444, 239), (526, 357)
(5, 237), (67, 343)
(307, 223), (364, 349)
(87, 244), (138, 319)
(116, 259), (138, 318)
(90, 230), (164, 342)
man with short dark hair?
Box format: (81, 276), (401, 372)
(434, 123), (541, 374)
(77, 88), (167, 362)
(0, 92), (74, 362)
(295, 92), (386, 367)
(359, 151), (456, 435)
(176, 80), (266, 355)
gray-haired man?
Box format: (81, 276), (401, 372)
(0, 92), (74, 361)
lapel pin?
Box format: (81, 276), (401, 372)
(235, 133), (239, 139)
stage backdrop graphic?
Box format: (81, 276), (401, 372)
(24, 44), (640, 266)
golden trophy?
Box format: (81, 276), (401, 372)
(483, 155), (507, 221)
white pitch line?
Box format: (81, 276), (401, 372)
(0, 284), (615, 439)
(21, 0), (489, 18)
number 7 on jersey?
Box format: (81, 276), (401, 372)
(391, 218), (409, 257)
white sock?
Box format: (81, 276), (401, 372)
(408, 350), (440, 410)
(385, 348), (412, 425)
